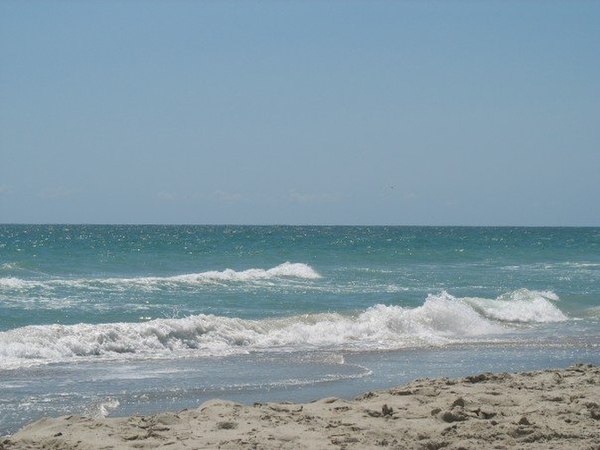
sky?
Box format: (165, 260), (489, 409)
(1, 1), (599, 226)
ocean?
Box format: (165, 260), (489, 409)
(1, 225), (599, 435)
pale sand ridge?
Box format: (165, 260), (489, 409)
(2, 364), (599, 449)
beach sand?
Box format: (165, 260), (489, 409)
(2, 364), (598, 449)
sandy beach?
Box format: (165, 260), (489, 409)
(2, 364), (598, 449)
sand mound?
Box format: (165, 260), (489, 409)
(2, 364), (599, 449)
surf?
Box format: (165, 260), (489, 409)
(0, 262), (322, 292)
(0, 289), (567, 369)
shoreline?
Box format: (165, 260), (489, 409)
(2, 364), (599, 449)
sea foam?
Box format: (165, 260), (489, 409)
(464, 289), (566, 323)
(0, 262), (321, 292)
(167, 262), (321, 283)
(0, 289), (567, 369)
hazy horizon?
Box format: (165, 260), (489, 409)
(1, 223), (599, 228)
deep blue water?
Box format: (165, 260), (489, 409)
(1, 225), (599, 434)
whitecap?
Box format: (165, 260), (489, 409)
(0, 262), (322, 293)
(0, 288), (571, 370)
(464, 289), (566, 323)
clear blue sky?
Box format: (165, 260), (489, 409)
(1, 1), (599, 225)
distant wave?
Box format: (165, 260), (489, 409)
(0, 289), (567, 369)
(164, 262), (322, 282)
(0, 262), (321, 291)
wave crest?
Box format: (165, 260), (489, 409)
(0, 262), (321, 292)
(0, 289), (567, 369)
(168, 262), (321, 283)
(464, 289), (566, 323)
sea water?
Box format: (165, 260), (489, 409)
(1, 225), (599, 434)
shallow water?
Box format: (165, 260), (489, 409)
(1, 225), (599, 434)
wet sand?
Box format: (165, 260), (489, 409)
(2, 364), (599, 449)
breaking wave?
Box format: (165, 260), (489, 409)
(0, 289), (567, 369)
(464, 289), (566, 323)
(0, 262), (321, 291)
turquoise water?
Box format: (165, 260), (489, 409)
(1, 225), (599, 434)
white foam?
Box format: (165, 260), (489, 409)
(84, 398), (120, 419)
(0, 289), (571, 369)
(0, 277), (36, 289)
(465, 289), (566, 323)
(533, 290), (560, 301)
(98, 398), (120, 417)
(562, 262), (600, 269)
(168, 262), (321, 283)
(0, 292), (508, 369)
(0, 263), (321, 293)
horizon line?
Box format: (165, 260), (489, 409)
(1, 223), (599, 228)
